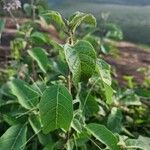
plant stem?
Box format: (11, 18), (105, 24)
(16, 107), (38, 118)
(67, 31), (74, 93)
(31, 0), (36, 21)
(20, 129), (41, 149)
(32, 61), (37, 80)
(68, 71), (72, 93)
(62, 129), (75, 149)
(81, 78), (100, 113)
(8, 10), (19, 29)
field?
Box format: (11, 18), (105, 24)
(55, 2), (150, 45)
(0, 0), (150, 149)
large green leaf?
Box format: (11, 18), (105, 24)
(10, 79), (39, 109)
(39, 10), (65, 30)
(28, 47), (50, 73)
(64, 40), (96, 84)
(0, 124), (27, 150)
(69, 12), (96, 33)
(86, 123), (119, 150)
(39, 85), (73, 133)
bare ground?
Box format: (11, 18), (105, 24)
(105, 42), (150, 86)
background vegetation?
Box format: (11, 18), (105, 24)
(49, 0), (150, 45)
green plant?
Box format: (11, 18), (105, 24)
(77, 13), (123, 56)
(0, 9), (150, 150)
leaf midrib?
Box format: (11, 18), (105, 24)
(55, 86), (59, 128)
(11, 125), (25, 150)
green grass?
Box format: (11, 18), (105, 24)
(56, 2), (150, 45)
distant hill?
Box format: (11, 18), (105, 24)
(48, 0), (150, 6)
(84, 0), (150, 5)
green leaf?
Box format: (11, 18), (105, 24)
(23, 3), (32, 16)
(80, 92), (99, 117)
(0, 19), (5, 32)
(43, 142), (56, 150)
(3, 114), (19, 126)
(69, 12), (96, 33)
(107, 107), (123, 133)
(39, 10), (65, 30)
(0, 124), (27, 150)
(83, 34), (100, 50)
(31, 32), (63, 51)
(120, 89), (141, 106)
(138, 136), (150, 150)
(64, 40), (96, 84)
(10, 38), (27, 60)
(125, 139), (145, 150)
(39, 85), (73, 133)
(86, 123), (119, 150)
(10, 79), (39, 109)
(97, 58), (112, 86)
(106, 23), (123, 41)
(0, 19), (5, 42)
(96, 59), (113, 104)
(29, 115), (52, 145)
(28, 47), (50, 73)
(103, 82), (114, 104)
(75, 131), (89, 147)
(31, 32), (48, 44)
(135, 88), (150, 98)
(100, 44), (111, 54)
(71, 110), (85, 133)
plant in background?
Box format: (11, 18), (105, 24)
(1, 0), (21, 28)
(0, 8), (150, 150)
(77, 12), (123, 56)
(3, 0), (21, 12)
(0, 18), (5, 43)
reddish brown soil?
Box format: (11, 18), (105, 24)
(105, 42), (150, 86)
(1, 18), (150, 86)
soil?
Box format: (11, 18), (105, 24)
(104, 42), (150, 86)
(0, 18), (150, 86)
